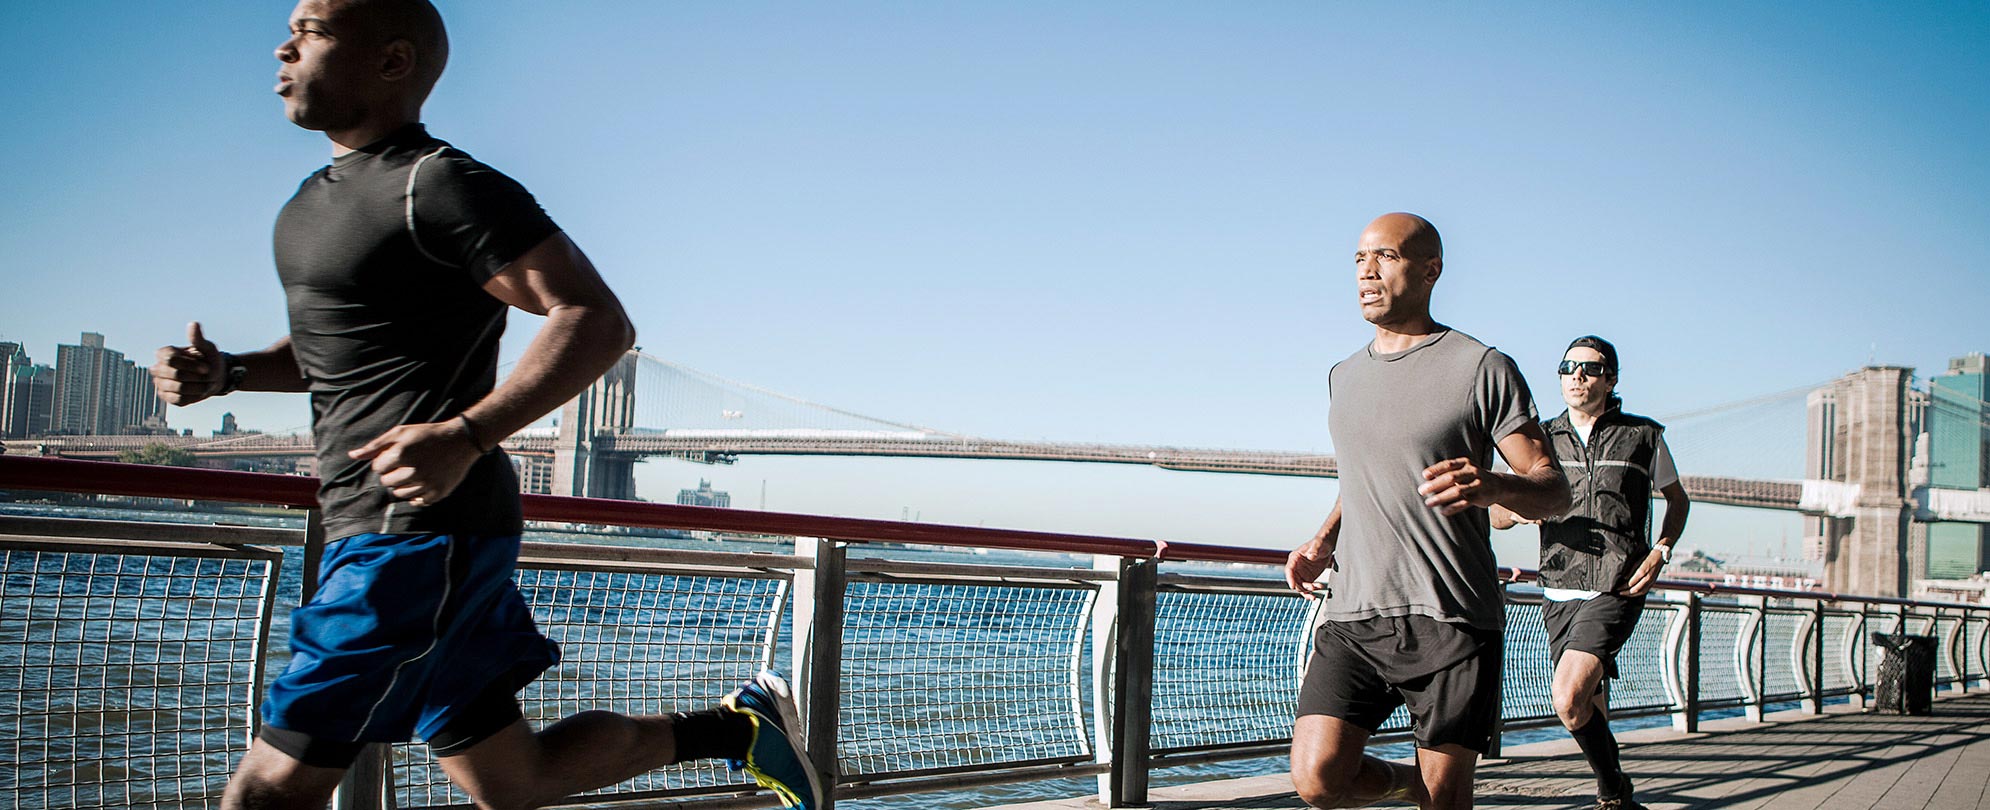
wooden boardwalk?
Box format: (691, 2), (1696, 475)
(986, 692), (1990, 810)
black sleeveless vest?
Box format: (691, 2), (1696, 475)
(1537, 406), (1666, 591)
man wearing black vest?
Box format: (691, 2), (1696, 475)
(1493, 336), (1690, 810)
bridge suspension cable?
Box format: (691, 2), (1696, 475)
(628, 352), (970, 438)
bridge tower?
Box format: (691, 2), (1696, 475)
(1807, 366), (1927, 597)
(552, 351), (640, 500)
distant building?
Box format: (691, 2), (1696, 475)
(512, 454), (555, 496)
(51, 332), (167, 436)
(677, 479), (731, 508)
(0, 342), (55, 438)
(219, 412), (240, 436)
(1927, 353), (1990, 579)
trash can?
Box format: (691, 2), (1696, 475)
(1871, 633), (1936, 715)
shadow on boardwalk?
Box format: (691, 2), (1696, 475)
(985, 692), (1990, 810)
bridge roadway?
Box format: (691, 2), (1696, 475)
(987, 692), (1990, 810)
(2, 432), (1802, 511)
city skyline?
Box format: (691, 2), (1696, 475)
(3, 2), (1986, 558)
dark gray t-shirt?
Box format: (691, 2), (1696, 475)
(274, 124), (559, 541)
(1322, 329), (1538, 630)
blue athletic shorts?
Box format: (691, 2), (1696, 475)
(260, 533), (560, 749)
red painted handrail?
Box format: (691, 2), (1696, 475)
(2, 454), (1983, 610)
(0, 455), (1278, 565)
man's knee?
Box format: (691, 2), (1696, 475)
(223, 740), (345, 810)
(1553, 685), (1593, 729)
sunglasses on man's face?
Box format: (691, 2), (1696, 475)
(1558, 360), (1612, 377)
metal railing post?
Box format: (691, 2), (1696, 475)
(1944, 609), (1968, 694)
(1741, 595), (1765, 723)
(300, 508), (327, 602)
(1807, 599), (1827, 714)
(1681, 592), (1702, 733)
(1108, 556), (1157, 808)
(1091, 555), (1122, 806)
(791, 537), (845, 810)
(1487, 581), (1508, 759)
(333, 746), (391, 810)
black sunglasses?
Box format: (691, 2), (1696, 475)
(1557, 360), (1612, 377)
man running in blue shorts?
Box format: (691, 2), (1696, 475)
(1493, 336), (1690, 810)
(149, 2), (820, 808)
(1286, 213), (1570, 809)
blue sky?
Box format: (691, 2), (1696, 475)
(2, 2), (1985, 559)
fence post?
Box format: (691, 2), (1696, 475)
(1741, 595), (1765, 723)
(791, 537), (845, 810)
(1679, 592), (1702, 733)
(1486, 580), (1508, 759)
(333, 747), (391, 810)
(1807, 599), (1827, 714)
(1944, 609), (1968, 695)
(1108, 556), (1158, 808)
(1091, 555), (1122, 806)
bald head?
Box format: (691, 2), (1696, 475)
(1352, 212), (1444, 331)
(1363, 213), (1442, 262)
(333, 0), (449, 103)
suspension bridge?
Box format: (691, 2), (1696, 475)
(7, 352), (1990, 595)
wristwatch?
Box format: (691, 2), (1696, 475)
(1655, 544), (1674, 564)
(215, 354), (248, 396)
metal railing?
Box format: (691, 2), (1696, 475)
(3, 455), (1988, 810)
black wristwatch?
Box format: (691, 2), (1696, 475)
(215, 353), (248, 396)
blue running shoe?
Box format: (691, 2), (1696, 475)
(721, 670), (823, 810)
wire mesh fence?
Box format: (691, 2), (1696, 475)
(1935, 616), (1963, 684)
(1821, 611), (1864, 694)
(838, 580), (1095, 778)
(1761, 609), (1808, 701)
(0, 546), (278, 810)
(389, 569), (788, 810)
(1500, 600), (1555, 724)
(1697, 604), (1750, 706)
(1149, 588), (1313, 752)
(16, 523), (1990, 810)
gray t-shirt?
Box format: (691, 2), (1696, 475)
(1323, 329), (1538, 630)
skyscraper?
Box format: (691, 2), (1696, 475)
(1926, 353), (1990, 579)
(0, 342), (55, 438)
(51, 332), (168, 436)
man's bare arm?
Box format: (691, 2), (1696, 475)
(1625, 481), (1692, 596)
(1286, 499), (1341, 598)
(349, 232), (636, 504)
(1420, 421), (1570, 518)
(462, 232), (635, 439)
(1655, 481), (1690, 552)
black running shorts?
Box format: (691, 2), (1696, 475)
(1296, 615), (1503, 753)
(1543, 593), (1648, 679)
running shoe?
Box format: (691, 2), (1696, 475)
(1594, 772), (1646, 810)
(721, 670), (823, 810)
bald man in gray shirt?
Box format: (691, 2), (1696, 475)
(1285, 214), (1569, 809)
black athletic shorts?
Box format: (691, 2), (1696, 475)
(1543, 593), (1648, 679)
(1296, 615), (1503, 753)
